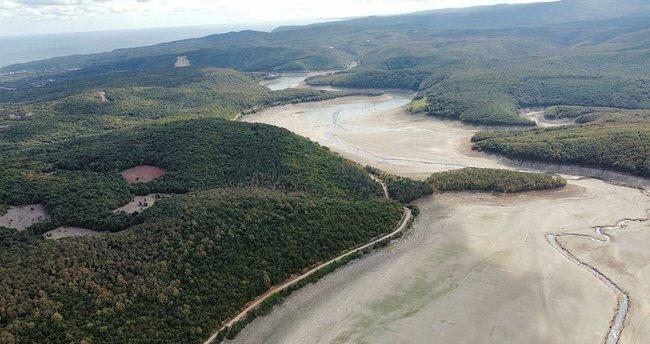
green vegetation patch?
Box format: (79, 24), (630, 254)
(544, 106), (650, 124)
(472, 124), (650, 177)
(407, 97), (428, 114)
(426, 168), (566, 193)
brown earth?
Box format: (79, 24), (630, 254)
(0, 204), (50, 230)
(112, 194), (161, 214)
(121, 165), (166, 184)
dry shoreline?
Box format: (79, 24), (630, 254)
(235, 84), (650, 343)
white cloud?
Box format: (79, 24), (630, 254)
(0, 0), (554, 36)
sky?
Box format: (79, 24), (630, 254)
(0, 0), (554, 37)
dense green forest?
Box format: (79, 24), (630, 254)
(0, 47), (400, 344)
(0, 118), (385, 231)
(2, 1), (648, 128)
(544, 106), (650, 124)
(366, 166), (565, 202)
(472, 124), (650, 177)
(426, 168), (566, 193)
(0, 189), (402, 344)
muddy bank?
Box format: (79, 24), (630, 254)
(259, 71), (338, 91)
(229, 179), (646, 343)
(519, 108), (574, 127)
(495, 158), (650, 189)
(238, 89), (650, 343)
(560, 218), (650, 344)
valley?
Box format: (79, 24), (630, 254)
(233, 75), (650, 343)
(0, 1), (648, 343)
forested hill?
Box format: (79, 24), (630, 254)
(2, 0), (649, 126)
(2, 0), (648, 78)
(0, 35), (407, 342)
(0, 117), (404, 343)
(0, 67), (377, 152)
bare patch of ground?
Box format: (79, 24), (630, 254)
(121, 165), (166, 184)
(174, 56), (190, 68)
(112, 194), (161, 214)
(98, 91), (108, 102)
(560, 216), (650, 344)
(43, 226), (103, 240)
(0, 204), (50, 230)
(519, 108), (574, 127)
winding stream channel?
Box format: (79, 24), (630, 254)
(226, 73), (650, 343)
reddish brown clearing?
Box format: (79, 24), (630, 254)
(0, 204), (50, 231)
(121, 165), (166, 184)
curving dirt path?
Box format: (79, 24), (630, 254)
(204, 177), (412, 344)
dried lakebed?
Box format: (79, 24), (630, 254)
(237, 88), (650, 343)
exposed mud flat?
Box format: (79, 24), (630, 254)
(245, 93), (501, 179)
(239, 91), (650, 343)
(519, 108), (574, 127)
(43, 226), (103, 240)
(112, 194), (160, 214)
(0, 204), (50, 230)
(230, 180), (647, 344)
(121, 165), (166, 184)
(560, 218), (650, 344)
(259, 72), (338, 91)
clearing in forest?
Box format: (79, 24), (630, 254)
(120, 165), (166, 184)
(43, 226), (102, 240)
(112, 194), (160, 214)
(0, 204), (50, 230)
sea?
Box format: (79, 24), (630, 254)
(0, 24), (279, 68)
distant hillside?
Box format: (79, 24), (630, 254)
(0, 68), (375, 151)
(2, 0), (648, 80)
